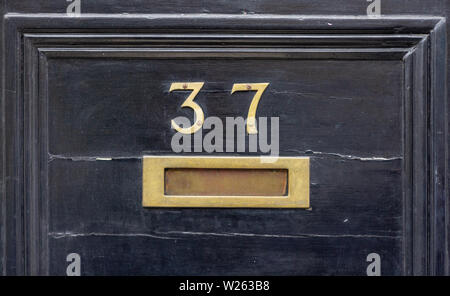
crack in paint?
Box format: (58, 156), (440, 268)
(48, 154), (140, 162)
(48, 151), (402, 162)
(49, 231), (400, 240)
(287, 149), (402, 161)
(49, 232), (178, 240)
(155, 230), (401, 239)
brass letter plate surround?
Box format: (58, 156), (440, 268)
(143, 156), (309, 208)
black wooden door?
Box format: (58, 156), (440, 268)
(1, 0), (448, 276)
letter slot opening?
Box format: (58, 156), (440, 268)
(164, 168), (288, 197)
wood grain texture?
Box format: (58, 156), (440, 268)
(0, 0), (448, 275)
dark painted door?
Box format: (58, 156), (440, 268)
(1, 0), (448, 276)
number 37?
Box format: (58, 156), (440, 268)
(169, 82), (269, 135)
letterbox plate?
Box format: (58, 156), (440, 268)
(143, 156), (309, 208)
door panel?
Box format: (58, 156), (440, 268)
(1, 2), (447, 276)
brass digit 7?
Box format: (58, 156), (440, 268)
(231, 83), (270, 134)
(170, 82), (205, 134)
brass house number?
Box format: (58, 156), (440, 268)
(170, 82), (270, 134)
